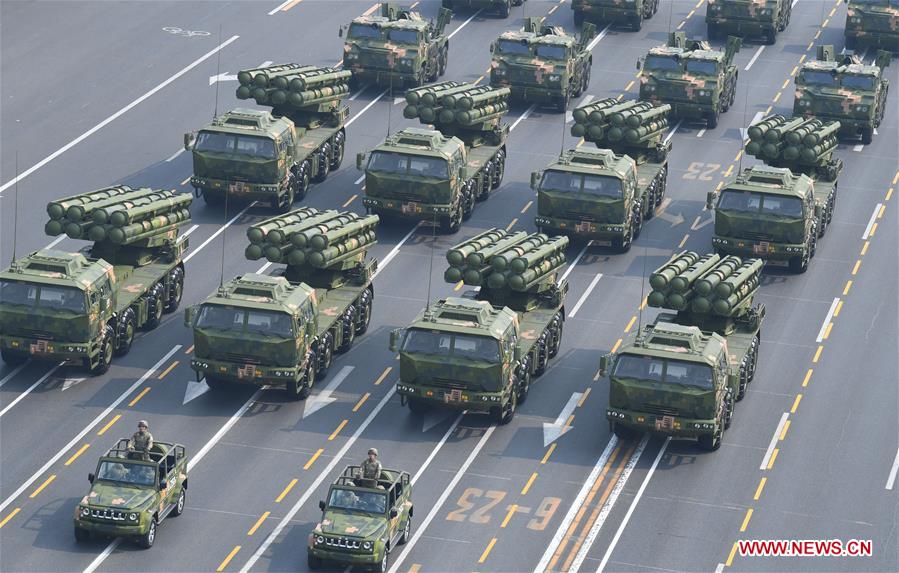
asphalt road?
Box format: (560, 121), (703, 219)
(0, 1), (896, 572)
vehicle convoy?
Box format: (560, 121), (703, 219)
(308, 465), (413, 571)
(186, 64), (351, 211)
(708, 114), (843, 273)
(441, 0), (524, 18)
(360, 81), (510, 232)
(534, 98), (672, 251)
(638, 32), (742, 128)
(600, 251), (765, 451)
(186, 208), (376, 399)
(705, 0), (792, 45)
(571, 0), (660, 31)
(0, 187), (190, 374)
(391, 230), (568, 424)
(793, 45), (891, 144)
(489, 17), (597, 111)
(340, 3), (452, 88)
(844, 0), (899, 52)
(74, 438), (188, 548)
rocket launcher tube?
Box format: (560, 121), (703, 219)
(491, 235), (550, 271)
(89, 190), (176, 225)
(694, 256), (742, 296)
(747, 115), (786, 142)
(62, 188), (151, 223)
(446, 228), (508, 266)
(289, 69), (353, 91)
(455, 104), (510, 126)
(248, 209), (339, 245)
(783, 118), (819, 145)
(649, 251), (700, 290)
(108, 194), (193, 227)
(509, 236), (569, 273)
(608, 101), (655, 127)
(570, 98), (621, 125)
(802, 120), (841, 147)
(309, 214), (380, 250)
(624, 103), (671, 128)
(669, 253), (721, 293)
(763, 116), (808, 143)
(47, 186), (133, 220)
(665, 290), (695, 311)
(713, 278), (760, 316)
(442, 86), (494, 109)
(714, 259), (764, 298)
(237, 64), (303, 87)
(623, 119), (670, 144)
(799, 139), (837, 164)
(456, 87), (511, 111)
(506, 254), (566, 291)
(463, 231), (529, 268)
(287, 85), (351, 107)
(106, 209), (191, 244)
(306, 233), (377, 268)
(423, 83), (473, 107)
(406, 81), (461, 105)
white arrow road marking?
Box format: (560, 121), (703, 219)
(61, 377), (86, 392)
(303, 365), (354, 418)
(691, 215), (714, 231)
(183, 378), (211, 405)
(209, 61), (272, 85)
(542, 392), (582, 446)
(656, 198), (685, 227)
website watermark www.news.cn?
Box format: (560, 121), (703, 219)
(739, 539), (873, 558)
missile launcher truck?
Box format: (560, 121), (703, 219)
(186, 64), (351, 211)
(390, 230), (568, 424)
(359, 81), (510, 233)
(845, 0), (899, 52)
(186, 208), (377, 400)
(793, 45), (891, 144)
(490, 18), (597, 111)
(638, 32), (742, 128)
(706, 0), (792, 45)
(571, 0), (660, 31)
(708, 114), (843, 273)
(0, 187), (191, 374)
(533, 99), (672, 252)
(340, 3), (452, 88)
(600, 251), (765, 451)
(441, 0), (525, 19)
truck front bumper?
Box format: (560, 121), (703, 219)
(606, 407), (718, 439)
(397, 383), (505, 413)
(190, 358), (298, 387)
(363, 196), (454, 221)
(534, 215), (626, 244)
(574, 4), (638, 25)
(712, 235), (805, 263)
(1, 336), (92, 363)
(491, 79), (567, 107)
(845, 26), (899, 51)
(190, 176), (283, 201)
(346, 64), (420, 87)
(706, 16), (776, 36)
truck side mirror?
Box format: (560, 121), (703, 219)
(389, 328), (403, 352)
(184, 306), (196, 328)
(636, 58), (643, 70)
(319, 500), (326, 511)
(598, 354), (609, 378)
(458, 167), (466, 181)
(356, 151), (367, 170)
(159, 480), (168, 491)
(706, 191), (717, 211)
(338, 26), (344, 38)
(183, 132), (195, 151)
(490, 41), (496, 53)
(530, 171), (540, 190)
(390, 508), (399, 518)
(88, 473), (95, 484)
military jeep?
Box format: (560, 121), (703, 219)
(308, 465), (413, 572)
(74, 439), (188, 549)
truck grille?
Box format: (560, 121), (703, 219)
(90, 508), (127, 521)
(738, 230), (775, 241)
(226, 353), (262, 365)
(566, 211), (596, 222)
(430, 377), (468, 390)
(642, 404), (679, 417)
(21, 328), (54, 340)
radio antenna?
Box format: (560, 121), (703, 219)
(560, 105), (567, 156)
(636, 245), (648, 336)
(387, 75), (394, 138)
(12, 152), (19, 262)
(213, 24), (223, 120)
(425, 217), (436, 315)
(220, 191), (228, 289)
(667, 0), (674, 34)
(739, 84), (749, 175)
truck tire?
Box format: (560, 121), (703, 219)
(706, 110), (719, 129)
(698, 419), (723, 451)
(491, 149), (506, 190)
(724, 390), (734, 430)
(339, 309), (357, 353)
(498, 1), (510, 18)
(860, 127), (873, 145)
(317, 333), (334, 378)
(330, 131), (346, 170)
(276, 184), (295, 213)
(1, 348), (27, 366)
(114, 309), (136, 357)
(748, 335), (760, 382)
(202, 189), (223, 206)
(494, 390), (517, 425)
(89, 326), (114, 376)
(611, 421), (637, 440)
(138, 517), (157, 549)
(440, 206), (463, 233)
(478, 168), (492, 201)
(355, 289), (374, 335)
(517, 364), (531, 404)
(312, 143), (332, 183)
(145, 285), (165, 330)
(632, 205), (644, 239)
(462, 187), (476, 221)
(631, 13), (643, 31)
(533, 335), (549, 377)
(299, 357), (317, 400)
(164, 267), (184, 313)
(400, 515), (412, 544)
(548, 311), (564, 358)
(377, 548), (390, 573)
(645, 0), (659, 18)
(206, 376), (228, 390)
(294, 161), (311, 202)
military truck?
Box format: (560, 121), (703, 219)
(391, 230), (568, 424)
(74, 438), (188, 548)
(572, 0), (660, 31)
(490, 18), (597, 111)
(186, 208), (376, 399)
(340, 3), (452, 88)
(599, 251), (765, 451)
(533, 99), (672, 252)
(707, 114), (843, 273)
(706, 0), (792, 45)
(360, 81), (509, 233)
(0, 187), (190, 375)
(308, 465), (413, 571)
(845, 0), (899, 52)
(442, 0), (525, 18)
(186, 64), (350, 211)
(638, 32), (742, 128)
(793, 45), (891, 144)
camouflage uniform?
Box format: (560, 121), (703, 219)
(360, 459), (382, 481)
(129, 430), (154, 460)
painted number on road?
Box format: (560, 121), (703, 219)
(163, 27), (211, 38)
(683, 162), (721, 181)
(527, 497), (561, 531)
(446, 488), (506, 523)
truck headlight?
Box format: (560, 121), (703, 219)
(548, 74), (561, 82)
(850, 17), (861, 24)
(316, 535), (325, 545)
(399, 58), (414, 66)
(129, 512), (139, 521)
(81, 507), (90, 517)
(363, 541), (373, 550)
(855, 105), (869, 112)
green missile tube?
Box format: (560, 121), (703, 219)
(446, 228), (508, 266)
(802, 120), (841, 147)
(403, 104), (419, 119)
(287, 85), (351, 107)
(507, 254), (565, 291)
(445, 267), (463, 283)
(455, 103), (509, 126)
(694, 256), (742, 296)
(237, 63), (301, 87)
(107, 210), (191, 244)
(712, 278), (759, 316)
(46, 186), (133, 220)
(246, 207), (321, 245)
(647, 290), (667, 308)
(309, 214), (380, 250)
(406, 81), (461, 105)
(571, 124), (587, 138)
(649, 251), (700, 290)
(288, 68), (353, 91)
(608, 101), (655, 127)
(423, 83), (472, 107)
(624, 103), (671, 128)
(783, 118), (819, 145)
(669, 253), (720, 293)
(691, 295), (713, 314)
(764, 116), (807, 143)
(464, 232), (529, 268)
(714, 258), (764, 298)
(456, 87), (510, 111)
(62, 188), (150, 223)
(245, 244), (265, 261)
(665, 290), (694, 311)
(491, 235), (548, 271)
(509, 236), (569, 273)
(109, 193), (193, 227)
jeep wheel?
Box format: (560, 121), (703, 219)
(308, 553), (323, 570)
(0, 348), (26, 366)
(164, 267), (184, 313)
(317, 333), (334, 378)
(312, 143), (332, 183)
(145, 285), (165, 330)
(89, 326), (114, 376)
(400, 516), (412, 544)
(138, 518), (157, 549)
(114, 309), (135, 357)
(172, 489), (186, 517)
(377, 548), (390, 573)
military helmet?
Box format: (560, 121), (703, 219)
(368, 448), (378, 457)
(138, 420), (149, 429)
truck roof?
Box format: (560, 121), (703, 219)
(497, 28), (576, 48)
(622, 320), (725, 366)
(0, 249), (111, 291)
(726, 165), (814, 199)
(200, 108), (290, 137)
(547, 148), (634, 179)
(800, 59), (882, 77)
(648, 44), (724, 62)
(203, 273), (314, 313)
(407, 296), (516, 340)
(373, 127), (459, 158)
(351, 11), (430, 30)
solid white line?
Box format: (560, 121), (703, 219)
(791, 0), (799, 7)
(354, 174), (366, 185)
(586, 24), (612, 52)
(696, 128), (706, 138)
(390, 424), (496, 573)
(165, 148), (186, 162)
(372, 223), (420, 279)
(179, 224), (199, 241)
(239, 388), (398, 573)
(0, 364), (60, 418)
(534, 436), (618, 573)
(853, 143), (864, 152)
(560, 241), (592, 282)
(44, 235), (67, 250)
(256, 261), (273, 274)
(815, 297), (840, 343)
(597, 437), (670, 573)
(663, 119), (683, 143)
(714, 563), (725, 573)
(83, 539), (121, 573)
(862, 203), (881, 239)
(182, 203), (255, 263)
(412, 412), (464, 484)
(568, 273), (603, 318)
(447, 9), (482, 40)
(267, 0), (293, 15)
(760, 412), (789, 470)
(0, 363), (28, 388)
(345, 90), (388, 127)
(886, 448), (899, 490)
(0, 346), (180, 514)
(745, 45), (765, 71)
(509, 104), (537, 132)
(0, 36), (240, 195)
(570, 434), (650, 572)
(348, 84), (370, 101)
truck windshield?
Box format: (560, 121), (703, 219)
(841, 75), (875, 90)
(96, 461), (157, 487)
(194, 132), (277, 159)
(535, 45), (566, 59)
(685, 59), (718, 75)
(402, 329), (501, 363)
(0, 280), (86, 313)
(541, 171), (622, 198)
(613, 355), (713, 389)
(368, 152), (449, 178)
(799, 71), (836, 87)
(496, 39), (531, 55)
(328, 488), (387, 514)
(387, 29), (420, 44)
(717, 190), (804, 218)
(348, 23), (382, 39)
(195, 305), (295, 338)
(644, 55), (680, 71)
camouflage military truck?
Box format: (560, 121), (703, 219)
(706, 0), (792, 45)
(340, 3), (452, 88)
(638, 32), (742, 128)
(391, 230), (568, 424)
(74, 438), (188, 548)
(793, 45), (891, 144)
(572, 0), (660, 31)
(0, 187), (189, 375)
(490, 18), (597, 111)
(360, 81), (509, 233)
(186, 64), (350, 211)
(308, 465), (413, 571)
(186, 208), (376, 399)
(845, 0), (899, 52)
(708, 114), (843, 273)
(442, 0), (525, 18)
(600, 251), (765, 451)
(533, 99), (672, 252)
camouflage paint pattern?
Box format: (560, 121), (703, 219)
(572, 0), (658, 28)
(706, 0), (789, 39)
(845, 0), (899, 52)
(442, 0), (523, 14)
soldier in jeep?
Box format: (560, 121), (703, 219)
(128, 420), (154, 461)
(357, 448), (382, 486)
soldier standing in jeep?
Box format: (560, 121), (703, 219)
(128, 421), (153, 460)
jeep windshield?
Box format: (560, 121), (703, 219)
(194, 132), (277, 160)
(96, 461), (157, 487)
(685, 59), (718, 76)
(348, 23), (382, 39)
(328, 487), (387, 514)
(195, 305), (295, 338)
(0, 280), (86, 314)
(368, 152), (449, 178)
(841, 75), (876, 90)
(402, 329), (501, 363)
(387, 29), (420, 44)
(613, 354), (713, 390)
(799, 71), (836, 87)
(541, 170), (623, 199)
(496, 39), (531, 55)
(717, 190), (804, 219)
(535, 44), (567, 59)
(645, 55), (680, 71)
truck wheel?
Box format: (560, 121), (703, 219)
(555, 93), (570, 113)
(645, 0), (657, 18)
(307, 554), (322, 570)
(860, 127), (873, 145)
(613, 220), (635, 253)
(206, 376), (228, 390)
(408, 397), (428, 415)
(355, 289), (374, 335)
(495, 390), (517, 425)
(276, 184), (295, 213)
(724, 390), (734, 429)
(294, 162), (311, 202)
(631, 13), (643, 31)
(145, 285), (165, 330)
(1, 348), (27, 366)
(202, 189), (223, 206)
(612, 422), (637, 440)
(164, 267), (184, 313)
(89, 326), (114, 376)
(339, 310), (356, 353)
(312, 143), (332, 183)
(698, 420), (723, 451)
(764, 29), (777, 45)
(74, 526), (90, 543)
(438, 46), (448, 77)
(462, 188), (475, 221)
(706, 110), (719, 129)
(114, 309), (135, 357)
(299, 357), (316, 399)
(172, 488), (186, 517)
(498, 1), (510, 18)
(789, 251), (809, 273)
(478, 167), (492, 201)
(533, 336), (548, 377)
(440, 207), (463, 233)
(737, 356), (749, 401)
(138, 517), (157, 549)
(317, 333), (334, 378)
(632, 206), (644, 239)
(491, 149), (506, 190)
(548, 312), (563, 358)
(331, 131), (346, 170)
(748, 335), (760, 382)
(517, 366), (531, 404)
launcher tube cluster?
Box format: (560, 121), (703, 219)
(570, 99), (672, 149)
(236, 64), (353, 110)
(746, 115), (841, 166)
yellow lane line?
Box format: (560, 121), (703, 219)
(822, 322), (833, 340)
(734, 150), (743, 162)
(501, 504), (518, 528)
(790, 394), (802, 414)
(180, 176), (191, 186)
(0, 508), (20, 529)
(577, 388), (591, 407)
(678, 234), (690, 249)
(625, 80), (635, 91)
(475, 75), (485, 85)
(65, 444), (91, 466)
(363, 3), (379, 16)
(624, 316), (637, 332)
(247, 511), (270, 536)
(521, 472), (538, 495)
(739, 508), (754, 532)
(329, 420), (349, 441)
(128, 387), (151, 407)
(753, 477), (767, 500)
(342, 194), (358, 208)
(282, 0), (303, 10)
(479, 537), (498, 563)
(764, 104), (773, 115)
(851, 259), (861, 275)
(781, 79), (790, 90)
(843, 280), (852, 295)
(779, 420), (791, 441)
(790, 66), (798, 76)
(305, 449), (324, 470)
(454, 280), (464, 291)
(29, 474), (56, 498)
(185, 345), (194, 355)
(275, 478), (298, 503)
(799, 54), (807, 63)
(374, 367), (392, 386)
(548, 5), (558, 14)
(506, 218), (518, 231)
(772, 91), (782, 103)
(353, 392), (371, 412)
(726, 541), (739, 566)
(408, 565), (422, 573)
(869, 223), (878, 237)
(158, 360), (179, 380)
(893, 172), (899, 185)
(97, 414), (121, 436)
(802, 368), (813, 388)
(217, 545), (241, 572)
(521, 200), (533, 214)
(833, 301), (844, 317)
(611, 339), (622, 353)
(884, 187), (892, 200)
(564, 415), (575, 429)
(767, 448), (779, 470)
(723, 165), (734, 178)
(812, 345), (823, 363)
(878, 204), (886, 219)
(541, 443), (557, 464)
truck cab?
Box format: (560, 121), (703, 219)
(845, 0), (899, 52)
(572, 0), (660, 30)
(706, 0), (792, 44)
